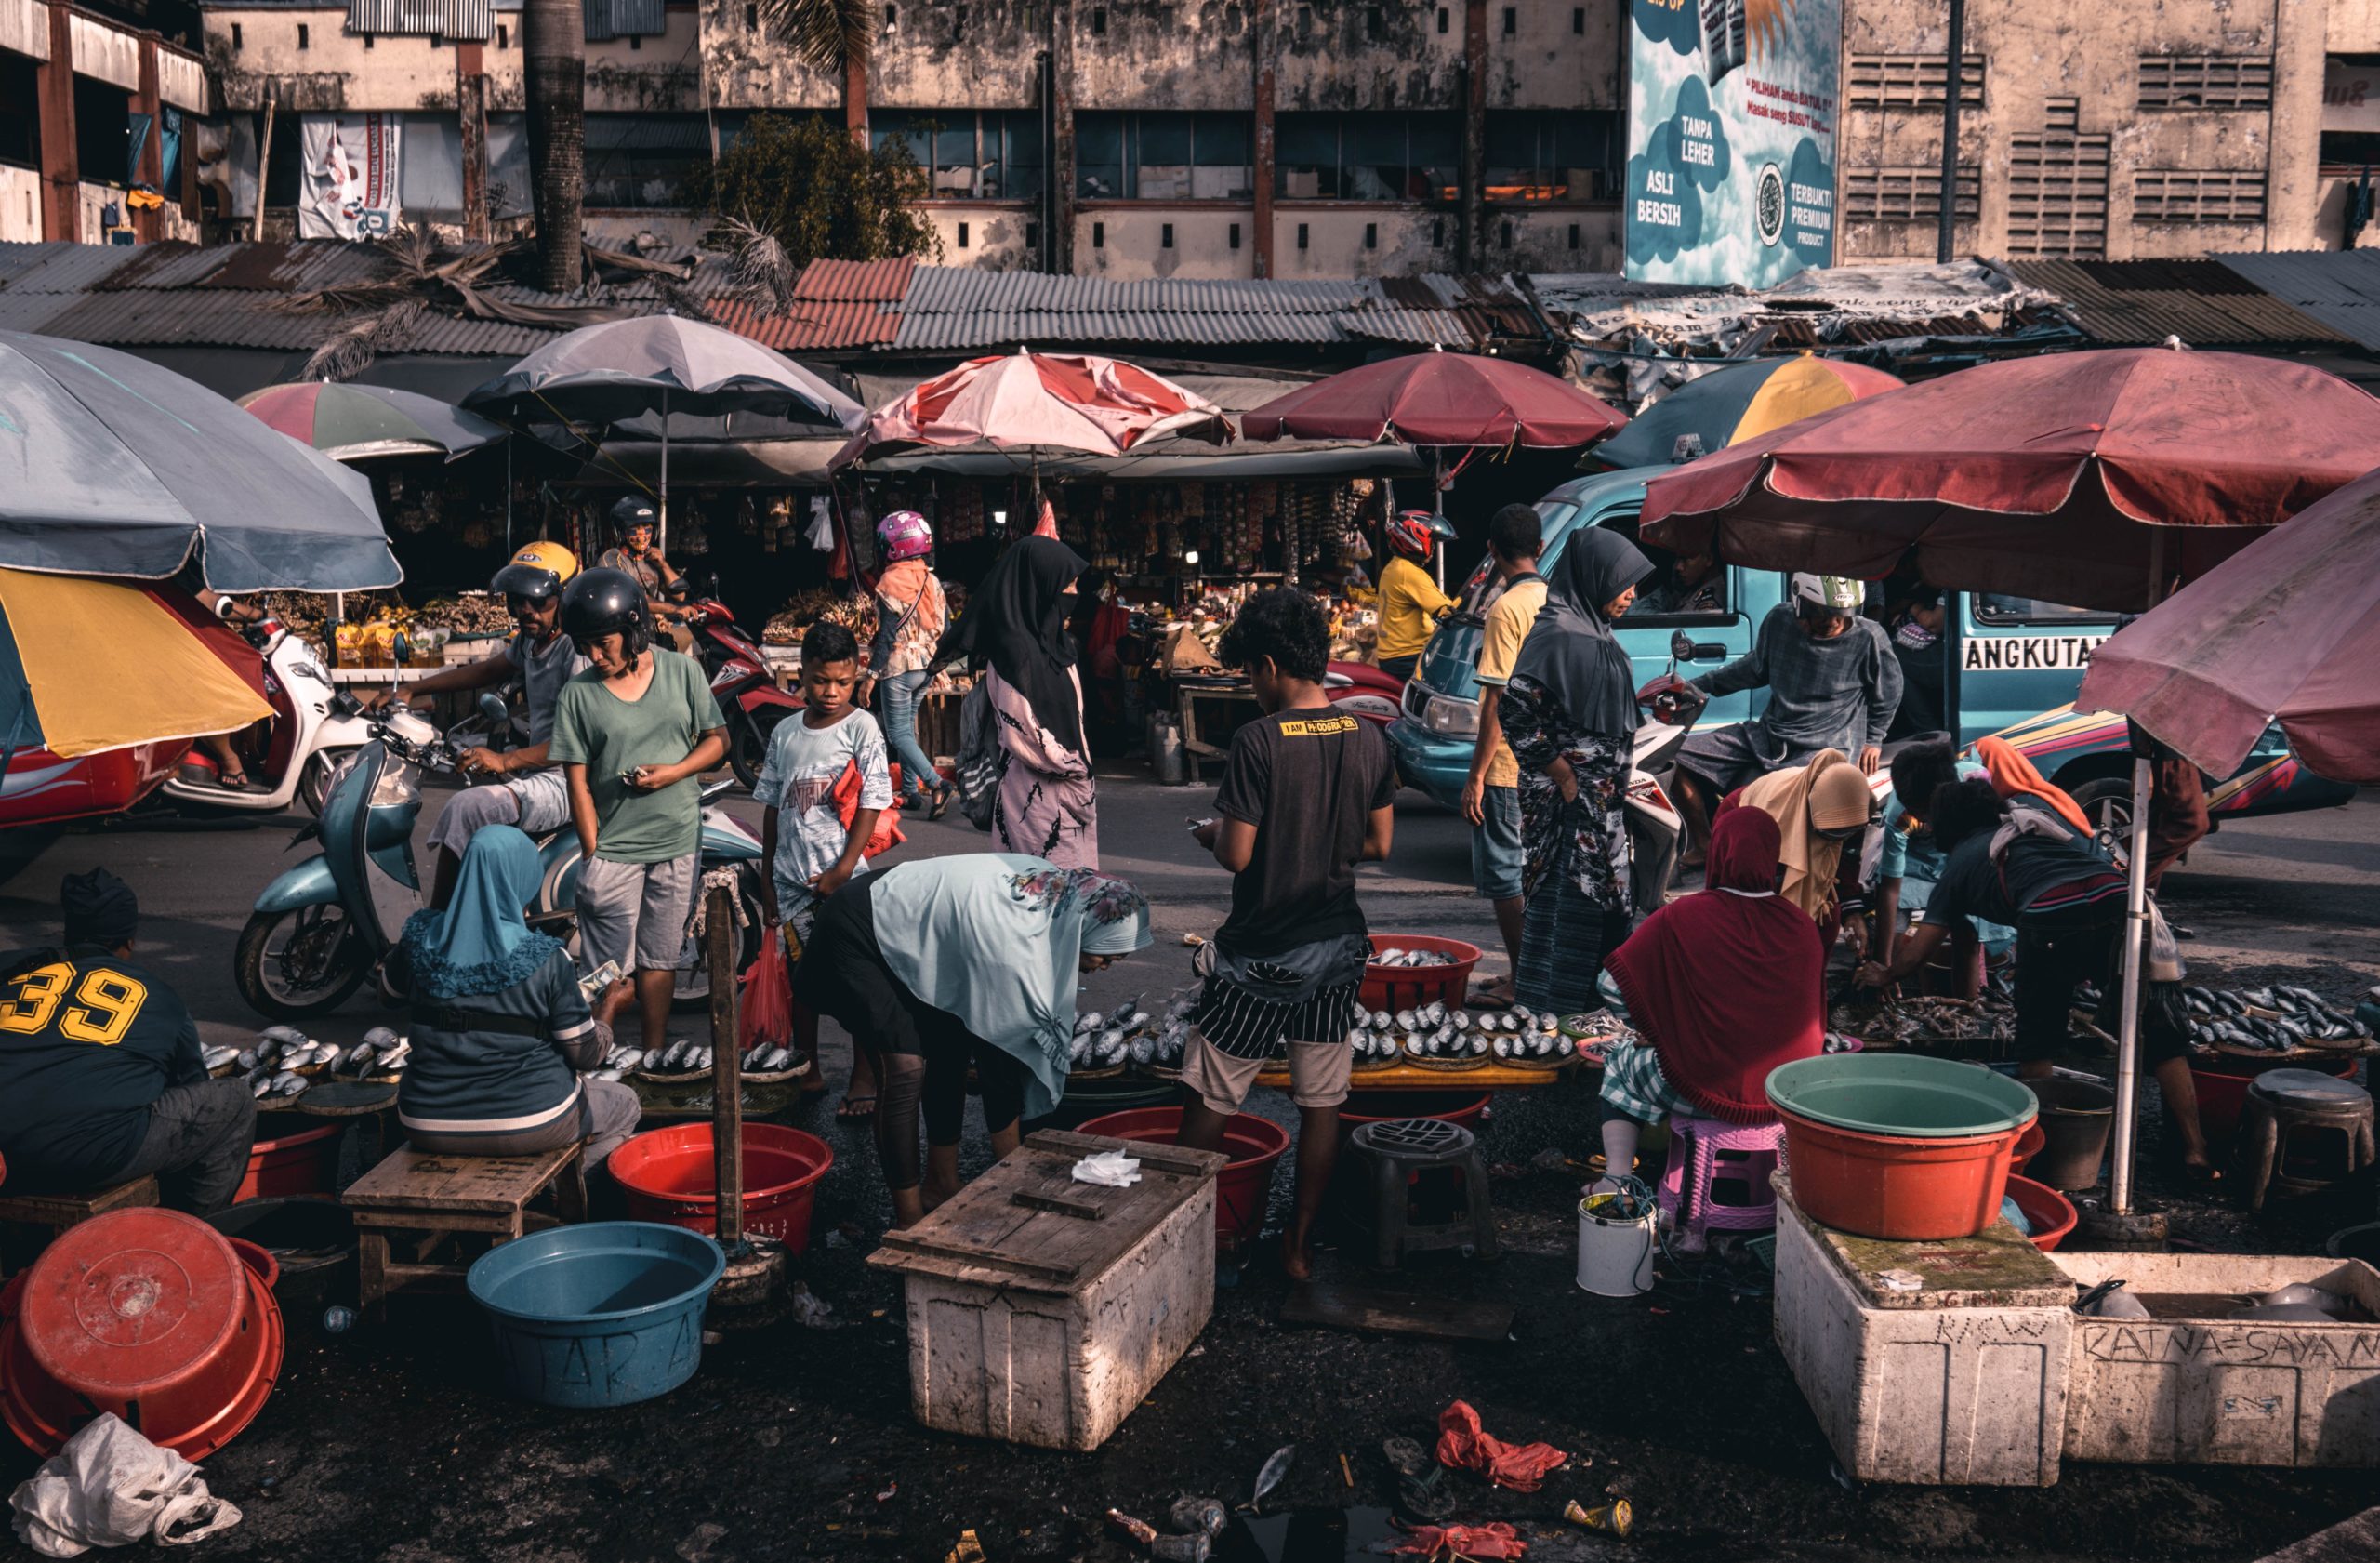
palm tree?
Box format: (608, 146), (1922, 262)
(522, 0), (878, 291)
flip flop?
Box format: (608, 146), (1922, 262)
(928, 784), (956, 822)
(835, 1093), (879, 1121)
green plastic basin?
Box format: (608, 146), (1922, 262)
(1765, 1054), (2040, 1138)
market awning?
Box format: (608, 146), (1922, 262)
(0, 569), (271, 760)
(854, 443), (1424, 480)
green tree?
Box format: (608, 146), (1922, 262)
(686, 113), (942, 298)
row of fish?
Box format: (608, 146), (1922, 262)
(2180, 984), (2373, 1050)
(1070, 996), (1177, 1072)
(1368, 947), (1463, 969)
(205, 1025), (411, 1101)
(585, 1039), (802, 1082)
(1347, 1002), (1574, 1064)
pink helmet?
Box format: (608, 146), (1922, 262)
(875, 509), (933, 562)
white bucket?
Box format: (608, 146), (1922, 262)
(1577, 1194), (1658, 1296)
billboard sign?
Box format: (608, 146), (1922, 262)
(1625, 0), (1840, 286)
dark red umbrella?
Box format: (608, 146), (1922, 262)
(1240, 348), (1626, 449)
(1641, 348), (2380, 612)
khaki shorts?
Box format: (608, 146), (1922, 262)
(576, 851), (697, 975)
(1179, 1029), (1352, 1116)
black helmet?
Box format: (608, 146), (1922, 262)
(609, 496), (658, 538)
(560, 566), (651, 649)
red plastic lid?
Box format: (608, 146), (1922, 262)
(20, 1210), (243, 1397)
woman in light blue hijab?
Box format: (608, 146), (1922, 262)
(796, 853), (1153, 1227)
(396, 826), (643, 1166)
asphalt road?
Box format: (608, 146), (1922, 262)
(0, 771), (2374, 1562)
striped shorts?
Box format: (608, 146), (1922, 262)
(1188, 934), (1371, 1062)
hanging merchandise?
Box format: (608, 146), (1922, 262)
(675, 501), (709, 556)
(805, 496), (836, 551)
(737, 497), (760, 536)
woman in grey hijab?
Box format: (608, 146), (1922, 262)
(1499, 526), (1655, 1013)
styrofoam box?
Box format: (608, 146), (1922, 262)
(2048, 1252), (2380, 1467)
(1773, 1176), (2074, 1486)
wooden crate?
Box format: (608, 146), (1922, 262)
(868, 1129), (1226, 1451)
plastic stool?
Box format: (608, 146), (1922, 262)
(1342, 1119), (1500, 1270)
(2239, 1069), (2376, 1213)
(1655, 1116), (1785, 1241)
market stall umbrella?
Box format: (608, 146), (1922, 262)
(0, 331), (401, 592)
(1239, 347), (1626, 448)
(0, 568), (270, 761)
(1593, 353), (1904, 470)
(465, 314), (866, 546)
(2078, 464), (2380, 786)
(830, 348), (1233, 470)
(238, 382), (510, 463)
(1639, 347), (2380, 612)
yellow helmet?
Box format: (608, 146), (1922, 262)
(492, 539), (579, 601)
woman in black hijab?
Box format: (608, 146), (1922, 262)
(1499, 526), (1655, 1013)
(936, 536), (1099, 867)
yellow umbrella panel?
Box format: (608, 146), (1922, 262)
(0, 569), (271, 759)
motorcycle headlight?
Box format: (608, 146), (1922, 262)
(1422, 694), (1479, 737)
(369, 760), (423, 809)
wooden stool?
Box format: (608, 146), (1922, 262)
(0, 1177), (160, 1273)
(2238, 1069), (2378, 1213)
(342, 1144), (587, 1319)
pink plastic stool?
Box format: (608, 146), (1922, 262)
(1655, 1117), (1786, 1240)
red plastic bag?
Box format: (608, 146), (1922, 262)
(833, 759), (906, 858)
(1392, 1521), (1527, 1560)
(738, 928), (794, 1054)
(1435, 1401), (1568, 1493)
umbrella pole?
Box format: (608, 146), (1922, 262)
(659, 388), (670, 555)
(1433, 451), (1447, 591)
(2108, 540), (2168, 1219)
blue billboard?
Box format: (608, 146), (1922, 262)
(1625, 0), (1840, 286)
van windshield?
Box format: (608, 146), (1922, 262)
(1973, 595), (2119, 626)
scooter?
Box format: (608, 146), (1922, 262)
(163, 614), (375, 817)
(676, 575), (804, 790)
(1620, 631), (1712, 917)
(1325, 660), (1407, 731)
(235, 693), (766, 1023)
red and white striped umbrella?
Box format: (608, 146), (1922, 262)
(831, 349), (1232, 469)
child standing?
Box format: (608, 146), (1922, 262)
(1179, 589), (1396, 1281)
(756, 622), (893, 1113)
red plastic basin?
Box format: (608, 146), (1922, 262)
(1339, 1092), (1490, 1144)
(1780, 1108), (2028, 1241)
(1360, 935), (1482, 1014)
(1077, 1106), (1289, 1252)
(608, 1124), (834, 1255)
(2190, 1058), (2359, 1146)
(235, 1121), (342, 1203)
(2003, 1173), (2078, 1252)
(2, 1209), (284, 1461)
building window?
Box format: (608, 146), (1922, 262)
(1846, 54), (1985, 109)
(1363, 221), (1377, 248)
(1276, 111), (1460, 201)
(885, 4), (896, 28)
(583, 113), (708, 207)
(1161, 221), (1174, 246)
(745, 4), (757, 29)
(1572, 7), (1584, 33)
(2134, 168), (2267, 222)
(1025, 219), (1040, 250)
(498, 22), (509, 46)
(1483, 110), (1620, 203)
(1077, 112), (1252, 200)
(873, 110), (1048, 202)
(1297, 222), (1310, 248)
(2136, 56), (2273, 110)
(1432, 216), (1445, 245)
(1091, 7), (1105, 35)
(231, 21), (243, 47)
(957, 220), (970, 247)
(1229, 221), (1241, 249)
(1092, 220), (1105, 247)
(953, 4), (965, 41)
(1502, 7), (1515, 34)
(1500, 219), (1514, 248)
(2005, 132), (2110, 258)
(2044, 98), (2079, 133)
(1841, 165), (1980, 223)
(1567, 221), (1580, 248)
(1436, 7), (1448, 33)
(361, 32), (370, 46)
(1367, 6), (1382, 39)
(299, 22), (311, 46)
(430, 32), (443, 47)
(628, 34), (640, 48)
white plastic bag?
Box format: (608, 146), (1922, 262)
(1072, 1150), (1143, 1188)
(9, 1415), (242, 1557)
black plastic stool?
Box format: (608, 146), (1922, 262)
(1343, 1118), (1499, 1269)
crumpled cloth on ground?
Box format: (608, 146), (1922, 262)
(10, 1415), (242, 1556)
(1392, 1519), (1527, 1560)
(1435, 1400), (1569, 1493)
(1071, 1150), (1142, 1187)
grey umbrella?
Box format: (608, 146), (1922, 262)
(464, 314), (866, 549)
(0, 331), (400, 592)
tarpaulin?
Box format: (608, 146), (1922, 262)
(0, 569), (269, 761)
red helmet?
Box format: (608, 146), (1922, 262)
(1386, 510), (1436, 561)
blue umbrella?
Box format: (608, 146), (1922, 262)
(0, 332), (401, 592)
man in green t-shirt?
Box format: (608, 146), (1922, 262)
(548, 568), (728, 1052)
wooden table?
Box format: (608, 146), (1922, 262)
(1254, 1060), (1572, 1093)
(1172, 679), (1260, 785)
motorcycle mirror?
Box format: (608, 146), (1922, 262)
(391, 631), (413, 665)
(1670, 630), (1697, 661)
(477, 693), (510, 728)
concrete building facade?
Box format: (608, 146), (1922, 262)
(0, 0), (208, 243)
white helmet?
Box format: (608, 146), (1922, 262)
(1791, 573), (1862, 613)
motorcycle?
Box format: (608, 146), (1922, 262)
(162, 614), (375, 817)
(1620, 631), (1713, 917)
(676, 576), (803, 790)
(235, 694), (766, 1023)
(1325, 660), (1406, 730)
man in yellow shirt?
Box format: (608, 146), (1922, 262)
(1461, 505), (1547, 1003)
(1375, 509), (1455, 682)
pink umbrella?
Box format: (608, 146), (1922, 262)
(1240, 348), (1625, 448)
(2078, 467), (2380, 785)
(831, 349), (1231, 469)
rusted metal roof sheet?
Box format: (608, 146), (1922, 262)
(704, 296), (902, 351)
(2000, 258), (2351, 349)
(0, 242), (146, 295)
(791, 257), (915, 303)
(2215, 249), (2380, 352)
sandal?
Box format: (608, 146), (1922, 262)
(928, 783), (956, 823)
(835, 1093), (879, 1121)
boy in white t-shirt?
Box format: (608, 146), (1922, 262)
(756, 621), (893, 1113)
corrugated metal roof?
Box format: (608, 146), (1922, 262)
(0, 242), (146, 295)
(346, 0), (493, 39)
(791, 257), (915, 303)
(2215, 249), (2380, 352)
(2000, 258), (2350, 349)
(703, 296), (901, 351)
(582, 0), (662, 38)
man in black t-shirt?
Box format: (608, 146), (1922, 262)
(1181, 590), (1396, 1280)
(0, 869), (257, 1213)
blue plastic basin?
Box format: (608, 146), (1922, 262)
(466, 1222), (725, 1409)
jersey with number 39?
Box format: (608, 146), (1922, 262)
(0, 947), (202, 1187)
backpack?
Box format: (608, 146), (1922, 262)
(952, 680), (1004, 832)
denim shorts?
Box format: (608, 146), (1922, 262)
(1471, 785), (1524, 901)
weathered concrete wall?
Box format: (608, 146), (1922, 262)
(1077, 203), (1258, 276)
(871, 0), (1041, 106)
(1496, 204), (1620, 271)
(1270, 205), (1440, 275)
(696, 0), (839, 110)
(1072, 0), (1254, 111)
(211, 7), (698, 113)
(919, 203), (1037, 269)
(1274, 0), (1461, 111)
(2330, 0), (2380, 50)
(0, 165), (40, 243)
(1484, 0), (1624, 110)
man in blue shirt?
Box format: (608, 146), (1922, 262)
(1869, 739), (2015, 998)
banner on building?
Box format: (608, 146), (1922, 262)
(2325, 59), (2380, 136)
(1624, 0), (1839, 286)
(298, 113), (403, 239)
